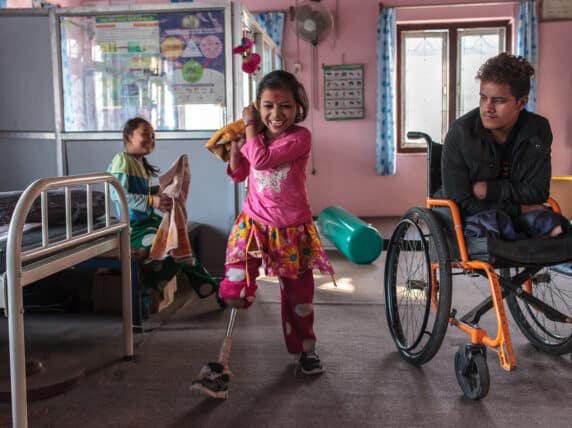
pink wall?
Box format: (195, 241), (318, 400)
(244, 0), (572, 217)
(9, 0), (570, 216)
(537, 20), (572, 175)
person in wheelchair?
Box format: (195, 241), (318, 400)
(439, 52), (569, 240)
(385, 53), (572, 401)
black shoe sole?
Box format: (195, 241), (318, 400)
(189, 382), (229, 399)
(300, 366), (325, 375)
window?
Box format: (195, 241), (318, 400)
(241, 10), (283, 109)
(397, 21), (510, 151)
(59, 9), (228, 132)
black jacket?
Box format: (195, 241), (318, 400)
(440, 108), (553, 218)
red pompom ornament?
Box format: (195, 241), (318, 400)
(233, 37), (261, 74)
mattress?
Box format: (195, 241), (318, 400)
(0, 189), (109, 273)
(0, 220), (111, 273)
(0, 188), (106, 226)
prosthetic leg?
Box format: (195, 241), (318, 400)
(218, 307), (238, 374)
(190, 308), (238, 399)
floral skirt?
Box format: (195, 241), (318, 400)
(225, 212), (334, 279)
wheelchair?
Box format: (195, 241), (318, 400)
(384, 132), (572, 400)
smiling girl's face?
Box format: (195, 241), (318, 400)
(125, 122), (155, 158)
(259, 88), (297, 140)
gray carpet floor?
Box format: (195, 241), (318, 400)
(1, 217), (571, 427)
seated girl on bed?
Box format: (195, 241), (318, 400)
(107, 117), (222, 305)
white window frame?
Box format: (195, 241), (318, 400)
(397, 20), (511, 152)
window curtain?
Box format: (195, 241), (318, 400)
(516, 0), (538, 112)
(376, 7), (396, 176)
(0, 1), (6, 8)
(254, 12), (285, 49)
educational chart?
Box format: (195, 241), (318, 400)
(541, 0), (572, 21)
(159, 11), (225, 105)
(95, 15), (160, 55)
(323, 64), (364, 121)
(72, 10), (227, 131)
(92, 15), (162, 128)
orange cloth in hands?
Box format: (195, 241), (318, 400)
(149, 155), (193, 261)
(205, 119), (246, 162)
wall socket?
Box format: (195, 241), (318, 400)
(293, 63), (302, 74)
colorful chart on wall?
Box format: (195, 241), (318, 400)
(62, 8), (228, 132)
(159, 11), (225, 105)
(323, 64), (364, 121)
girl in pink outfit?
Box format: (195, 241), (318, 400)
(221, 70), (334, 375)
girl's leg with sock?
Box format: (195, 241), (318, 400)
(279, 271), (323, 374)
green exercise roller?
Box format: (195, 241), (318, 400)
(316, 205), (383, 264)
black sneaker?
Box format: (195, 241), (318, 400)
(299, 351), (324, 375)
(190, 362), (230, 399)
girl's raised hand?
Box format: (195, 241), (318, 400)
(242, 103), (258, 125)
(231, 136), (246, 153)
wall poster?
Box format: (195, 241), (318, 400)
(159, 12), (225, 105)
(323, 64), (364, 121)
(61, 9), (227, 132)
(541, 0), (572, 21)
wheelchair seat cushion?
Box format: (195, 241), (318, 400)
(467, 230), (572, 267)
(464, 209), (525, 240)
(465, 209), (567, 241)
(431, 207), (572, 267)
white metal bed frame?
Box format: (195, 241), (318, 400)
(2, 172), (132, 428)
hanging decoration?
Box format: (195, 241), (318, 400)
(232, 37), (261, 74)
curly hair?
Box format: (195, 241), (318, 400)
(256, 70), (309, 123)
(476, 52), (535, 101)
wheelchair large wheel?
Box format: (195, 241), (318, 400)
(505, 265), (572, 355)
(384, 207), (452, 365)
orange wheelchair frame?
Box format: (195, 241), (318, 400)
(384, 132), (572, 399)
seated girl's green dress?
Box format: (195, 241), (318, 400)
(108, 152), (218, 298)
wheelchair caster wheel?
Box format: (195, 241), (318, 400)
(454, 344), (490, 400)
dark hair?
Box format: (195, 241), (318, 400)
(122, 117), (159, 177)
(476, 52), (535, 101)
(256, 70), (309, 122)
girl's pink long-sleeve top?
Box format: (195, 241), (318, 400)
(227, 125), (313, 228)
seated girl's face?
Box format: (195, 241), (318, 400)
(126, 123), (155, 158)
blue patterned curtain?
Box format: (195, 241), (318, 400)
(516, 0), (538, 112)
(0, 1), (6, 8)
(376, 7), (396, 176)
(254, 12), (285, 49)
